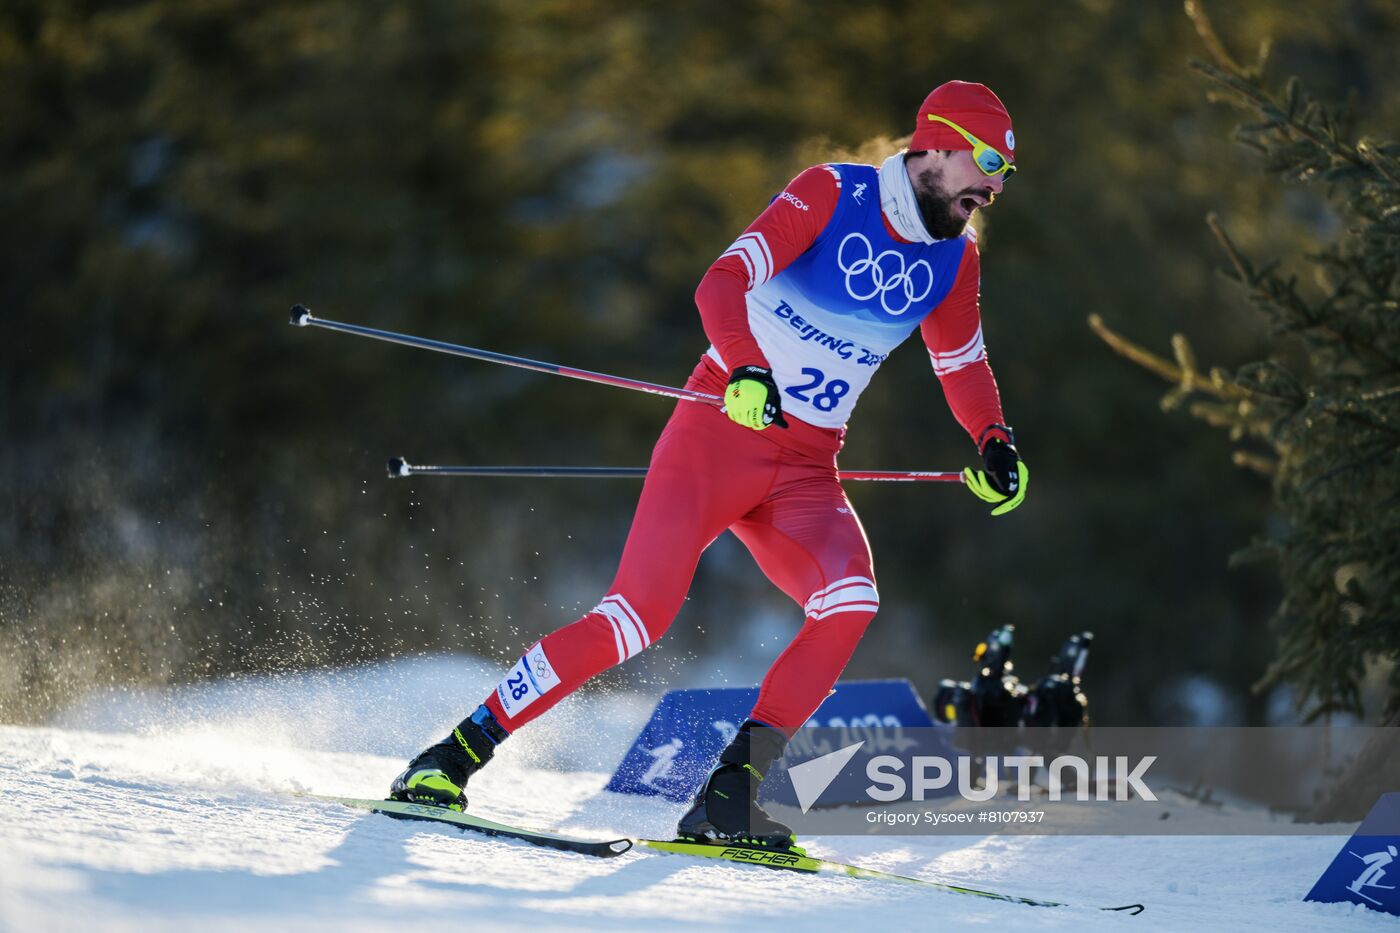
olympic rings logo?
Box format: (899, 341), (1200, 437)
(837, 232), (934, 316)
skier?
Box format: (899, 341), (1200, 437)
(389, 80), (1026, 850)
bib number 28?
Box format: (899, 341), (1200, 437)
(785, 367), (850, 412)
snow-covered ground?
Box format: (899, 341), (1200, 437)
(0, 657), (1387, 931)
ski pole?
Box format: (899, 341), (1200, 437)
(387, 458), (964, 484)
(288, 308), (965, 483)
(289, 305), (722, 407)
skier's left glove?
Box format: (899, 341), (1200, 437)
(724, 365), (788, 431)
(963, 426), (1028, 516)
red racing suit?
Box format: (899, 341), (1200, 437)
(481, 163), (1008, 737)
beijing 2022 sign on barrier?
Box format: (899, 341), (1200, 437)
(605, 679), (952, 807)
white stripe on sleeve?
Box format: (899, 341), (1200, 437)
(720, 232), (773, 290)
(928, 325), (987, 376)
(721, 244), (757, 288)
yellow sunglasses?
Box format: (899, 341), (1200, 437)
(925, 114), (1016, 179)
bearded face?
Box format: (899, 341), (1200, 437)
(910, 156), (996, 240)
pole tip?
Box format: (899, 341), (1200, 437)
(386, 457), (410, 478)
(289, 304), (312, 326)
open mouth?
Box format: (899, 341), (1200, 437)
(959, 196), (980, 216)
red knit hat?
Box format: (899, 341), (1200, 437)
(909, 81), (1015, 164)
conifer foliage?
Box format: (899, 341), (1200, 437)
(1095, 5), (1400, 720)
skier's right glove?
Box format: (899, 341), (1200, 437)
(724, 366), (788, 431)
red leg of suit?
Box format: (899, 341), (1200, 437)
(482, 392), (877, 737)
(731, 467), (877, 734)
(483, 399), (771, 730)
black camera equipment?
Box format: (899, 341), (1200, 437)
(932, 626), (1092, 729)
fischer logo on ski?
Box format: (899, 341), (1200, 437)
(721, 847), (803, 866)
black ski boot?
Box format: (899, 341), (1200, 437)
(676, 720), (795, 849)
(389, 705), (508, 810)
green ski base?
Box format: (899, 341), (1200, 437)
(641, 839), (1144, 914)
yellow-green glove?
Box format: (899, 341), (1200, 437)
(724, 365), (788, 431)
(963, 435), (1027, 516)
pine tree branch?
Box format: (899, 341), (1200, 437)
(1100, 0), (1400, 725)
(1357, 139), (1400, 188)
(1188, 60), (1368, 171)
(1206, 212), (1253, 285)
(1361, 383), (1400, 402)
(1087, 313), (1189, 384)
(1299, 441), (1396, 495)
(1183, 0), (1244, 75)
(1210, 214), (1400, 371)
(1230, 450), (1277, 475)
(1088, 313), (1266, 407)
(1326, 406), (1400, 440)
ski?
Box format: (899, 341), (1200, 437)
(310, 795), (633, 858)
(309, 796), (1140, 913)
(640, 839), (1145, 915)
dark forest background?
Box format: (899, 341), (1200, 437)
(3, 0), (1397, 727)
